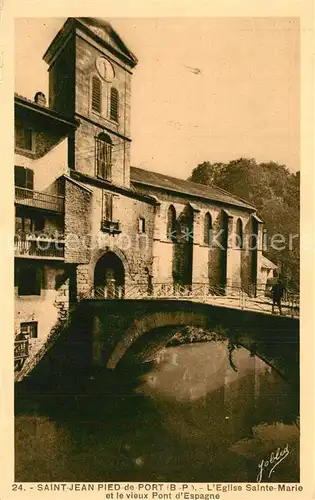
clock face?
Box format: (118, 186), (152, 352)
(96, 57), (115, 83)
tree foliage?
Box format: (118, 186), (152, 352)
(189, 158), (300, 287)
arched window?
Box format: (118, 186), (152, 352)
(235, 218), (243, 248)
(204, 212), (212, 245)
(91, 76), (102, 113)
(167, 205), (177, 242)
(110, 87), (119, 122)
(95, 133), (112, 181)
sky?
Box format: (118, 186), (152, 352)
(14, 17), (300, 177)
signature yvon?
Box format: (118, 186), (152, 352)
(257, 444), (290, 482)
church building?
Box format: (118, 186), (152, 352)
(14, 18), (264, 369)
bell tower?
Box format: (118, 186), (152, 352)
(43, 17), (138, 187)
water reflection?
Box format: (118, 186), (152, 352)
(15, 339), (299, 482)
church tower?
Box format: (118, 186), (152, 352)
(43, 17), (138, 187)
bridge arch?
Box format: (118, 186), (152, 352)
(107, 309), (224, 369)
(98, 300), (299, 386)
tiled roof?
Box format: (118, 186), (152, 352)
(130, 166), (255, 210)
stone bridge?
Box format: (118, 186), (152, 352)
(67, 299), (299, 387)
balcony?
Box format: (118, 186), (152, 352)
(14, 338), (29, 372)
(15, 187), (64, 213)
(101, 219), (121, 234)
(15, 232), (65, 260)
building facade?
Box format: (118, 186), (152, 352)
(14, 18), (264, 362)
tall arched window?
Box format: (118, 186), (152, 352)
(110, 87), (119, 122)
(91, 76), (102, 113)
(204, 212), (212, 245)
(167, 205), (177, 241)
(95, 133), (112, 181)
(235, 218), (243, 248)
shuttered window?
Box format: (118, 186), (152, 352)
(14, 166), (34, 190)
(103, 191), (113, 221)
(92, 76), (102, 113)
(18, 265), (42, 296)
(95, 133), (112, 181)
(110, 87), (119, 122)
(20, 321), (38, 339)
(15, 125), (33, 151)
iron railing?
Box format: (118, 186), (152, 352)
(14, 339), (29, 371)
(15, 186), (64, 213)
(79, 282), (299, 317)
(14, 232), (65, 259)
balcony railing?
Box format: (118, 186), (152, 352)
(14, 232), (65, 259)
(14, 339), (29, 372)
(15, 186), (64, 213)
(101, 219), (121, 234)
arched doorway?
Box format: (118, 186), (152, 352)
(94, 252), (125, 299)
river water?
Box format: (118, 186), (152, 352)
(15, 339), (299, 483)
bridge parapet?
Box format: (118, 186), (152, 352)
(78, 282), (299, 318)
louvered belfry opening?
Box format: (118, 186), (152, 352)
(110, 87), (119, 121)
(92, 76), (102, 113)
(95, 133), (112, 181)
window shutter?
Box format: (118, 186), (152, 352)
(15, 166), (26, 188)
(15, 126), (25, 149)
(95, 134), (112, 181)
(92, 76), (102, 113)
(110, 88), (119, 121)
(104, 192), (113, 221)
(15, 126), (32, 150)
(24, 129), (33, 150)
(25, 168), (34, 190)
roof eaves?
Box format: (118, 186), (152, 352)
(15, 94), (80, 128)
(62, 174), (93, 194)
(131, 178), (255, 211)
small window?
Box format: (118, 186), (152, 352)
(15, 125), (33, 151)
(92, 76), (102, 113)
(103, 191), (113, 221)
(236, 218), (243, 248)
(204, 212), (212, 245)
(14, 166), (34, 190)
(167, 205), (177, 241)
(18, 265), (42, 296)
(139, 217), (146, 233)
(20, 321), (38, 339)
(110, 87), (119, 122)
(95, 133), (112, 181)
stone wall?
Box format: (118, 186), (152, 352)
(74, 184), (156, 292)
(74, 34), (132, 188)
(133, 185), (257, 290)
(75, 34), (132, 139)
(74, 120), (130, 187)
(48, 35), (76, 118)
(64, 178), (93, 264)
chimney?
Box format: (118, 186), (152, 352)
(34, 92), (47, 106)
